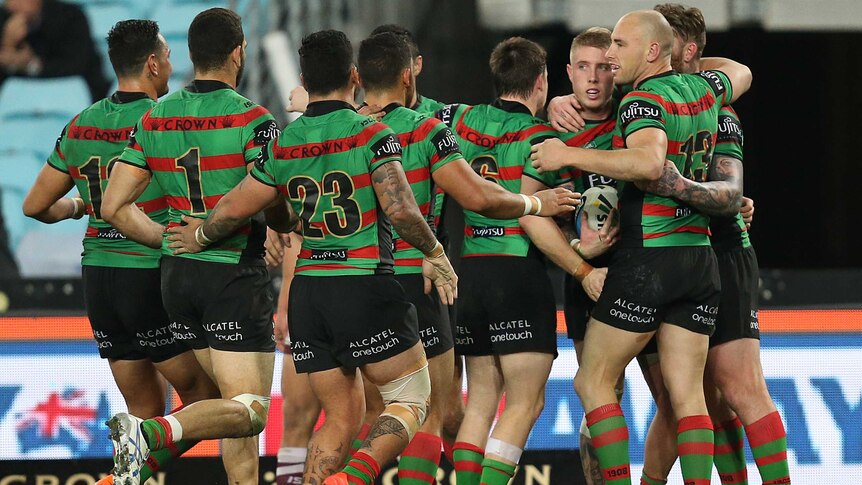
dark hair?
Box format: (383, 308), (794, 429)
(106, 20), (163, 77)
(188, 8), (244, 71)
(370, 24), (419, 59)
(654, 3), (706, 59)
(489, 37), (547, 98)
(299, 29), (354, 95)
(358, 32), (411, 92)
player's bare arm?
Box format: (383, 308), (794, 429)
(432, 158), (580, 219)
(699, 57), (752, 103)
(530, 127), (667, 182)
(639, 155), (743, 216)
(102, 163), (163, 248)
(166, 174), (283, 254)
(372, 161), (438, 254)
(22, 164), (85, 223)
(741, 196), (755, 228)
(371, 160), (458, 303)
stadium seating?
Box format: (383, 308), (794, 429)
(0, 77), (90, 121)
(0, 151), (42, 250)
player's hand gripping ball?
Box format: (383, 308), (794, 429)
(575, 185), (619, 237)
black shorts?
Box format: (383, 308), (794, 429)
(564, 274), (659, 354)
(288, 275), (420, 373)
(455, 255), (557, 356)
(160, 256), (275, 353)
(591, 246), (721, 336)
(395, 273), (454, 359)
(83, 265), (188, 362)
(711, 246), (760, 346)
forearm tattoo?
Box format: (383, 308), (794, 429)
(372, 162), (438, 253)
(202, 180), (248, 241)
(676, 156), (743, 216)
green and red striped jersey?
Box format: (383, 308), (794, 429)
(523, 111), (618, 193)
(412, 94), (445, 114)
(437, 99), (558, 258)
(710, 105), (750, 251)
(615, 70), (733, 247)
(250, 100), (403, 276)
(379, 103), (462, 275)
(47, 92), (165, 269)
(119, 80), (278, 265)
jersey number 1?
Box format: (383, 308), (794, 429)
(175, 148), (206, 215)
(79, 156), (119, 221)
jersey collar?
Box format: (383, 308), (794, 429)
(635, 69), (677, 89)
(381, 102), (404, 115)
(410, 94), (424, 110)
(110, 91), (150, 104)
(186, 80), (235, 93)
(305, 100), (356, 117)
(492, 98), (532, 115)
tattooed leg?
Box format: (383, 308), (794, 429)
(580, 431), (606, 485)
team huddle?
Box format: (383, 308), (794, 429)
(20, 4), (791, 485)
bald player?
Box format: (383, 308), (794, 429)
(531, 10), (751, 484)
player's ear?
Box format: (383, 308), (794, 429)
(299, 73), (307, 91)
(355, 69), (365, 89)
(413, 55), (423, 76)
(683, 41), (698, 64)
(566, 63), (573, 81)
(646, 41), (661, 63)
(231, 43), (243, 67)
(401, 67), (412, 88)
(349, 65), (360, 87)
(146, 52), (159, 78)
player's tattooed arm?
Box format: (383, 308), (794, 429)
(638, 156), (743, 216)
(371, 161), (438, 254)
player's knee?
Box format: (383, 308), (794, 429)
(231, 393), (271, 435)
(377, 364), (431, 440)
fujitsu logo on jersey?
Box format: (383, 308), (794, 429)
(372, 134), (402, 158)
(432, 128), (460, 157)
(717, 115), (744, 145)
(619, 100), (662, 127)
(438, 104), (457, 126)
(698, 70), (726, 95)
(309, 249), (348, 261)
(253, 120), (280, 145)
(471, 226), (504, 237)
(95, 228), (127, 240)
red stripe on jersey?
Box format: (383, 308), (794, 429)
(463, 226), (526, 236)
(404, 166), (430, 184)
(564, 119), (616, 148)
(136, 197), (168, 213)
(455, 113), (555, 149)
(666, 139), (684, 155)
(298, 245), (380, 260)
(395, 258), (423, 266)
(398, 118), (439, 147)
(274, 123), (387, 161)
(395, 239), (413, 251)
(642, 203), (678, 217)
(629, 91), (716, 117)
(147, 153), (246, 172)
(165, 194), (224, 211)
(67, 124), (134, 143)
(353, 172), (372, 190)
(642, 225), (710, 239)
(498, 165), (523, 181)
(85, 227), (98, 237)
(145, 106), (269, 132)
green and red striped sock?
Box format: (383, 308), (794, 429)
(347, 423), (371, 462)
(453, 441), (484, 485)
(479, 457), (516, 485)
(585, 403), (631, 484)
(442, 438), (455, 465)
(713, 417), (748, 484)
(745, 411), (790, 484)
(397, 431), (442, 484)
(140, 416), (175, 451)
(677, 415), (714, 485)
(140, 438), (197, 481)
(342, 451), (380, 484)
(640, 471), (667, 484)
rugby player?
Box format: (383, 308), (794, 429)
(434, 37), (601, 485)
(21, 20), (220, 485)
(519, 26), (625, 485)
(633, 5), (790, 485)
(101, 8), (281, 485)
(531, 10), (752, 484)
(357, 31), (578, 484)
(168, 29), (458, 485)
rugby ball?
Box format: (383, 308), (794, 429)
(575, 185), (619, 236)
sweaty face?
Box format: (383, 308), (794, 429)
(568, 46), (614, 113)
(607, 17), (645, 86)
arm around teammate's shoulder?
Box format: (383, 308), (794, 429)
(700, 57), (752, 104)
